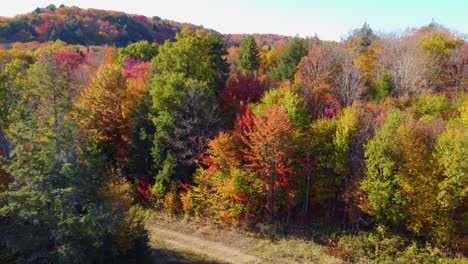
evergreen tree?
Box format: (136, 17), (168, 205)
(269, 38), (307, 81)
(238, 36), (260, 72)
(149, 29), (229, 197)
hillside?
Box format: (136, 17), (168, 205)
(0, 5), (294, 47)
(0, 5), (204, 46)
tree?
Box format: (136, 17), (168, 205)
(118, 40), (158, 62)
(240, 105), (299, 222)
(295, 45), (338, 89)
(0, 58), (29, 160)
(252, 86), (310, 128)
(419, 32), (462, 90)
(149, 29), (229, 194)
(78, 64), (136, 162)
(378, 35), (428, 95)
(361, 111), (405, 224)
(0, 54), (112, 262)
(238, 36), (260, 73)
(269, 38), (307, 81)
(218, 73), (265, 120)
(334, 51), (364, 106)
(447, 43), (468, 92)
(367, 71), (395, 102)
(433, 113), (468, 246)
(345, 23), (377, 54)
(151, 29), (229, 90)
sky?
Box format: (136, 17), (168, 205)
(1, 0), (467, 41)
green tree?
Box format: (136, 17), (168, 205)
(0, 54), (113, 263)
(149, 29), (229, 196)
(252, 86), (310, 128)
(151, 28), (228, 90)
(361, 111), (405, 224)
(118, 40), (158, 62)
(238, 36), (259, 73)
(367, 71), (394, 102)
(269, 38), (307, 81)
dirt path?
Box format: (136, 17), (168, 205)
(148, 225), (262, 264)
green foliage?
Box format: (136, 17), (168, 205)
(0, 52), (151, 263)
(151, 153), (176, 199)
(333, 107), (358, 176)
(309, 118), (339, 204)
(420, 33), (461, 57)
(410, 93), (450, 118)
(367, 71), (394, 102)
(332, 231), (465, 263)
(361, 111), (405, 224)
(0, 55), (113, 262)
(118, 40), (158, 62)
(152, 29), (228, 90)
(252, 87), (310, 128)
(269, 38), (307, 81)
(149, 29), (228, 195)
(128, 91), (156, 177)
(433, 116), (468, 244)
(238, 35), (260, 72)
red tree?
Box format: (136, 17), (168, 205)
(239, 105), (298, 221)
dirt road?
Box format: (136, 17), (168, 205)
(148, 225), (261, 264)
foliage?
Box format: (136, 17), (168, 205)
(0, 6), (203, 46)
(269, 38), (307, 81)
(238, 36), (260, 72)
(367, 71), (395, 102)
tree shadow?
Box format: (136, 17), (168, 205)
(152, 248), (225, 264)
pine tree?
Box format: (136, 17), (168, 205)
(238, 36), (260, 73)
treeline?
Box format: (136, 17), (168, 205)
(0, 21), (467, 263)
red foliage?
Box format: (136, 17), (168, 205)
(123, 57), (150, 79)
(219, 73), (265, 113)
(134, 15), (148, 23)
(137, 177), (153, 199)
(238, 106), (299, 218)
(302, 87), (341, 120)
(38, 21), (50, 31)
(54, 51), (84, 71)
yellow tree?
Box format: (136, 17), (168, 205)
(78, 64), (138, 162)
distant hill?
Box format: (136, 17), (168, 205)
(224, 33), (294, 47)
(0, 5), (293, 47)
(0, 5), (203, 46)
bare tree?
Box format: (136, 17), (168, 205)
(448, 43), (468, 92)
(171, 83), (222, 167)
(334, 51), (364, 106)
(378, 35), (428, 95)
(295, 44), (339, 89)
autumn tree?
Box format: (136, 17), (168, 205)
(240, 105), (299, 222)
(295, 45), (338, 89)
(78, 64), (136, 162)
(218, 73), (265, 123)
(378, 35), (428, 95)
(447, 43), (468, 92)
(419, 32), (462, 90)
(334, 51), (364, 106)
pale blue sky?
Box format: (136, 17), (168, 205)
(1, 0), (467, 40)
